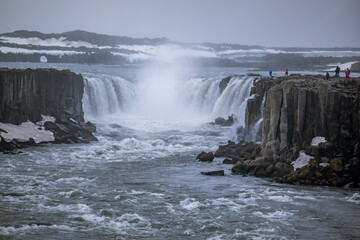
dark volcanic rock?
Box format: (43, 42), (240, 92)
(201, 170), (225, 176)
(44, 120), (97, 144)
(214, 115), (234, 126)
(196, 151), (214, 162)
(215, 140), (261, 159)
(261, 75), (360, 187)
(219, 76), (232, 94)
(0, 68), (97, 152)
(0, 68), (84, 124)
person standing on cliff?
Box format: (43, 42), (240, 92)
(285, 69), (288, 76)
(345, 69), (349, 79)
(347, 68), (351, 78)
(335, 66), (340, 78)
(326, 72), (330, 80)
(269, 70), (272, 78)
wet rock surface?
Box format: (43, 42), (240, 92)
(196, 151), (214, 162)
(213, 115), (234, 126)
(201, 170), (225, 176)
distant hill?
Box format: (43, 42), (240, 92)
(0, 30), (359, 70)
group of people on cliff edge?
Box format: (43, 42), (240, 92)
(330, 66), (351, 79)
(268, 69), (288, 78)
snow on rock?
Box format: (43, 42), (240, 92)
(36, 115), (56, 126)
(0, 121), (54, 143)
(311, 136), (327, 146)
(292, 150), (312, 170)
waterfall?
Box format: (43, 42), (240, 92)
(83, 75), (138, 117)
(82, 73), (255, 127)
(211, 76), (255, 124)
(183, 77), (222, 114)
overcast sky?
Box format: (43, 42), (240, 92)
(0, 0), (359, 48)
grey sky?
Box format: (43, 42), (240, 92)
(0, 0), (359, 48)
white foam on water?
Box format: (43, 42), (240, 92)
(38, 203), (92, 213)
(343, 193), (360, 204)
(209, 197), (245, 212)
(0, 224), (74, 235)
(253, 210), (294, 222)
(79, 212), (152, 234)
(180, 198), (204, 211)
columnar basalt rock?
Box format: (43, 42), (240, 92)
(0, 68), (84, 124)
(0, 68), (96, 153)
(262, 75), (360, 162)
(211, 74), (360, 187)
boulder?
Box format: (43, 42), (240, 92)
(214, 115), (234, 126)
(196, 151), (214, 162)
(201, 170), (225, 176)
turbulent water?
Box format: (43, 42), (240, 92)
(1, 63), (360, 240)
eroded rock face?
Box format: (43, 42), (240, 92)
(260, 75), (360, 187)
(0, 68), (97, 152)
(262, 75), (360, 162)
(0, 68), (84, 124)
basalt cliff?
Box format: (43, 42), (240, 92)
(213, 74), (360, 188)
(0, 68), (97, 153)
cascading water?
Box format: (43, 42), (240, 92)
(83, 73), (255, 130)
(83, 75), (138, 117)
(211, 76), (255, 125)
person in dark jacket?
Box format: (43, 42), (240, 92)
(335, 66), (340, 78)
(326, 72), (330, 80)
(269, 70), (272, 78)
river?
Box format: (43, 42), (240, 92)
(0, 62), (359, 239)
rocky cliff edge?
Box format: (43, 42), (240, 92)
(0, 68), (97, 153)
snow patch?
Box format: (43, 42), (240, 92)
(319, 163), (329, 167)
(0, 121), (54, 143)
(292, 151), (312, 170)
(114, 44), (216, 62)
(0, 36), (98, 48)
(0, 46), (85, 56)
(311, 136), (327, 146)
(325, 61), (359, 71)
(36, 115), (56, 126)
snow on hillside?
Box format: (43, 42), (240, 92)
(0, 46), (85, 56)
(0, 36), (100, 48)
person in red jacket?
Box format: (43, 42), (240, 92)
(345, 69), (349, 79)
(285, 69), (288, 76)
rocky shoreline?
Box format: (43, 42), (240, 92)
(199, 74), (360, 188)
(0, 68), (97, 154)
